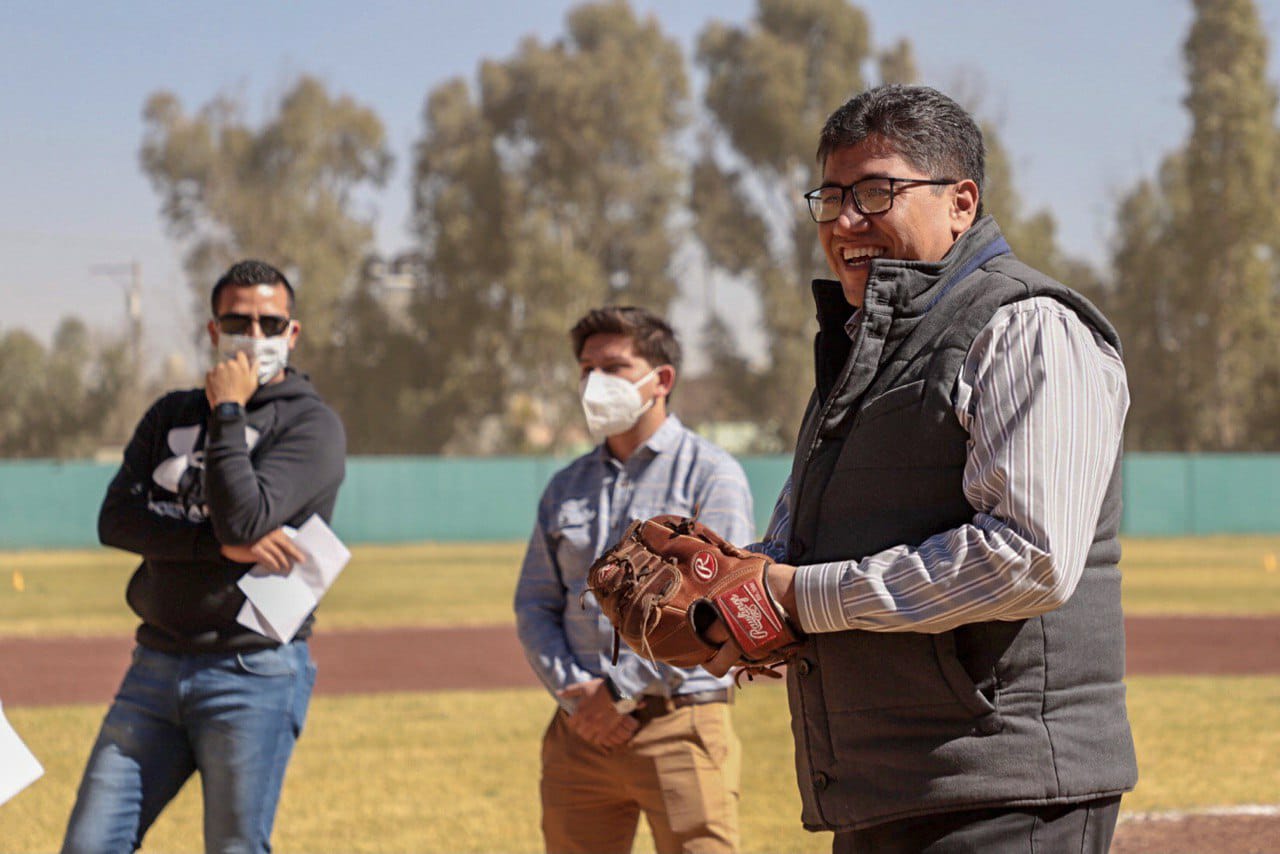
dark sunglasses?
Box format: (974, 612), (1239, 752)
(216, 313), (292, 337)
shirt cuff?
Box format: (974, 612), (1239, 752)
(746, 539), (789, 562)
(792, 562), (856, 634)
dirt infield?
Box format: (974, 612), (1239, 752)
(2, 615), (1277, 707)
(1113, 808), (1280, 854)
(2, 615), (1277, 851)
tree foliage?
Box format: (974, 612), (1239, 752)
(693, 0), (872, 447)
(409, 0), (690, 452)
(139, 76), (392, 380)
(125, 0), (1280, 458)
(1111, 158), (1197, 449)
(0, 320), (137, 458)
(692, 0), (1093, 450)
(1110, 0), (1279, 450)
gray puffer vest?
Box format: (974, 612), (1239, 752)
(785, 217), (1138, 832)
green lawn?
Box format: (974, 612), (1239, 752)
(2, 534), (1278, 639)
(1120, 535), (1280, 614)
(1, 535), (1277, 851)
(0, 542), (526, 637)
(3, 676), (1277, 853)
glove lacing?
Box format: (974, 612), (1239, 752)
(582, 549), (668, 665)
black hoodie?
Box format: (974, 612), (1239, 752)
(99, 368), (346, 653)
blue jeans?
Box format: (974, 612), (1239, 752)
(62, 641), (316, 854)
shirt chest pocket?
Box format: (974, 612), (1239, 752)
(625, 493), (697, 528)
(553, 522), (596, 578)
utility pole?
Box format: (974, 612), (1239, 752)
(90, 260), (143, 366)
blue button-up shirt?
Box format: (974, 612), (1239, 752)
(514, 415), (755, 709)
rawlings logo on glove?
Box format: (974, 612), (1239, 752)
(586, 515), (804, 679)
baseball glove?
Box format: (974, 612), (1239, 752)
(586, 515), (804, 679)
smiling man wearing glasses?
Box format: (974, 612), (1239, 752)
(63, 259), (346, 854)
(695, 86), (1138, 852)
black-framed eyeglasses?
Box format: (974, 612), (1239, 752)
(803, 176), (958, 222)
(216, 313), (292, 337)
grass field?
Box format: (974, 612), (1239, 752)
(0, 542), (527, 636)
(1, 535), (1278, 851)
(2, 534), (1278, 637)
(5, 677), (1278, 853)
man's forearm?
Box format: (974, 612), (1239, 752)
(99, 480), (223, 562)
(790, 516), (1061, 634)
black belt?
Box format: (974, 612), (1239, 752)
(631, 688), (732, 724)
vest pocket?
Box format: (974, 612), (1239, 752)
(814, 629), (995, 717)
(854, 379), (926, 425)
(931, 631), (998, 717)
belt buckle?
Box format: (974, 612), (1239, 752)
(633, 694), (675, 725)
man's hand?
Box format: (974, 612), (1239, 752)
(220, 528), (306, 574)
(557, 679), (639, 749)
(206, 351), (259, 407)
(704, 563), (800, 678)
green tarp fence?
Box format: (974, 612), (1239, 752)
(1, 454), (1276, 550)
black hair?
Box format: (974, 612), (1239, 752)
(570, 305), (681, 397)
(210, 260), (295, 316)
(817, 85), (986, 216)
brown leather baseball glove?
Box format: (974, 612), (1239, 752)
(586, 515), (804, 677)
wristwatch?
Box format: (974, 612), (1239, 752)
(214, 401), (245, 421)
(603, 675), (638, 715)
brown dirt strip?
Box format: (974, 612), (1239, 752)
(0, 626), (538, 708)
(1113, 811), (1280, 854)
(1, 616), (1277, 709)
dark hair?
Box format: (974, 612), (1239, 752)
(210, 260), (295, 316)
(570, 305), (681, 391)
(817, 85), (986, 216)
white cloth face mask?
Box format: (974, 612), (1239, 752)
(216, 332), (291, 386)
(579, 369), (658, 441)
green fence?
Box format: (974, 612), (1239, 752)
(1, 454), (1277, 550)
(1121, 454), (1280, 536)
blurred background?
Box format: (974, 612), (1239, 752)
(4, 0), (1279, 464)
(2, 4), (1279, 851)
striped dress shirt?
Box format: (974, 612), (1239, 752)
(762, 296), (1129, 634)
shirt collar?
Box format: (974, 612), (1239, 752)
(643, 413), (683, 454)
(594, 413), (684, 465)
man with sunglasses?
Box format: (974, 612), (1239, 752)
(63, 259), (346, 854)
(699, 86), (1138, 851)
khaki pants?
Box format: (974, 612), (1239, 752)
(540, 702), (741, 854)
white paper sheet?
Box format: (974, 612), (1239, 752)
(235, 515), (352, 643)
(0, 701), (44, 805)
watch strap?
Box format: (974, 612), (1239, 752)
(603, 675), (638, 714)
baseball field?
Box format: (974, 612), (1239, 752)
(1, 535), (1278, 852)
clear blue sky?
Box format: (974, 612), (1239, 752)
(4, 0), (1279, 367)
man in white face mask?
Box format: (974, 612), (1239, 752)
(515, 306), (756, 854)
(64, 260), (345, 854)
(208, 270), (300, 388)
(578, 360), (660, 447)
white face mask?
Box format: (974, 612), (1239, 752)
(216, 332), (291, 386)
(579, 369), (658, 441)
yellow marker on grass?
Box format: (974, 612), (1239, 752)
(12, 570), (24, 592)
(1265, 553), (1278, 573)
